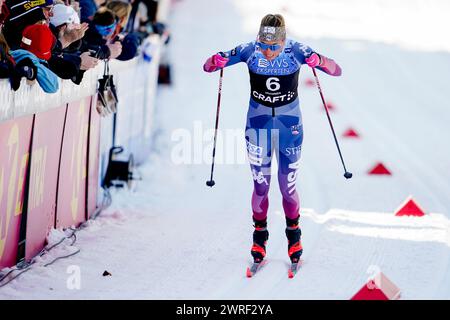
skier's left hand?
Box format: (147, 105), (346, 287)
(305, 53), (323, 68)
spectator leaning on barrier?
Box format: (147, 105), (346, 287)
(49, 3), (98, 83)
(0, 32), (38, 91)
(50, 4), (89, 51)
(2, 0), (47, 49)
(50, 3), (91, 55)
(1, 1), (39, 91)
(10, 24), (59, 93)
(80, 7), (122, 59)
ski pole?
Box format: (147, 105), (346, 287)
(312, 68), (352, 179)
(206, 68), (224, 187)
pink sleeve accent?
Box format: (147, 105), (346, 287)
(203, 56), (218, 73)
(318, 55), (342, 76)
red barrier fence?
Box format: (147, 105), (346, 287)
(56, 99), (90, 229)
(25, 106), (65, 260)
(0, 115), (33, 267)
(1, 97), (99, 267)
(0, 34), (163, 270)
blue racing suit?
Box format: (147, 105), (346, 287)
(204, 39), (341, 221)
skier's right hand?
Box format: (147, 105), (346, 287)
(203, 53), (229, 72)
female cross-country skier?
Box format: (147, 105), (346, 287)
(203, 14), (342, 266)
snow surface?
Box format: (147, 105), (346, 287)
(1, 0), (450, 299)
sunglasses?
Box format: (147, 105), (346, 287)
(257, 42), (282, 51)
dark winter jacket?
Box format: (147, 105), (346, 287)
(47, 24), (85, 83)
(48, 53), (81, 80)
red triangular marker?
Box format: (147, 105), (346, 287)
(351, 272), (401, 300)
(343, 128), (360, 138)
(395, 196), (426, 217)
(368, 162), (391, 175)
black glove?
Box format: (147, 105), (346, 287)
(15, 58), (37, 81)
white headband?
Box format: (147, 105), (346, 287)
(258, 26), (286, 41)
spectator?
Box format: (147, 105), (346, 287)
(47, 3), (89, 83)
(106, 0), (140, 61)
(106, 0), (131, 31)
(49, 3), (98, 83)
(10, 24), (59, 93)
(1, 2), (38, 91)
(2, 0), (47, 49)
(52, 3), (89, 51)
(80, 7), (122, 60)
(50, 3), (84, 51)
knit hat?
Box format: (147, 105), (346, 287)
(5, 0), (47, 22)
(21, 24), (56, 60)
(50, 4), (80, 27)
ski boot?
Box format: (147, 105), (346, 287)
(285, 216), (303, 263)
(251, 217), (269, 263)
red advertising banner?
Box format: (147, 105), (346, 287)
(87, 96), (101, 219)
(0, 116), (33, 269)
(56, 98), (90, 229)
(25, 106), (66, 260)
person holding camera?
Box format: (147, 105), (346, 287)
(80, 7), (122, 60)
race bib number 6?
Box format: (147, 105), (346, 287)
(266, 77), (280, 91)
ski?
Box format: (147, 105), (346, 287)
(288, 260), (302, 278)
(246, 260), (267, 278)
